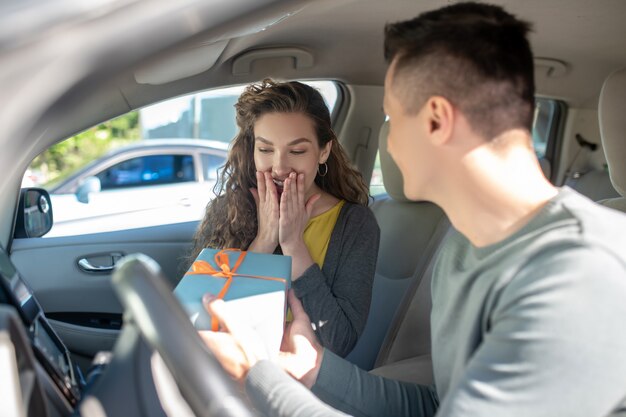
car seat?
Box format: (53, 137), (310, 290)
(598, 67), (626, 212)
(345, 122), (449, 386)
(565, 168), (619, 201)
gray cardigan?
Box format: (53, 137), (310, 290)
(292, 202), (380, 357)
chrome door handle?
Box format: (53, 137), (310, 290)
(78, 259), (114, 273)
(78, 253), (124, 273)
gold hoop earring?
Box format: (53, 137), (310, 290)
(318, 162), (328, 177)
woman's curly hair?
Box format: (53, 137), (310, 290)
(189, 79), (369, 262)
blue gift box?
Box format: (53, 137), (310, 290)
(174, 248), (291, 354)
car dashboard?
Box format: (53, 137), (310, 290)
(0, 246), (82, 413)
(0, 244), (211, 417)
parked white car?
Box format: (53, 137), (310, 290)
(47, 139), (227, 236)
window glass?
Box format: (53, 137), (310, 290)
(369, 152), (386, 196)
(97, 155), (195, 189)
(140, 81), (338, 143)
(201, 153), (226, 181)
(26, 81), (339, 237)
(532, 98), (557, 159)
(370, 98), (561, 196)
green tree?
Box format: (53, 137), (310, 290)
(30, 111), (141, 188)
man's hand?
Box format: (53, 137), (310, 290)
(199, 294), (269, 383)
(200, 291), (324, 389)
(278, 290), (324, 388)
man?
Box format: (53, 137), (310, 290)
(201, 2), (626, 416)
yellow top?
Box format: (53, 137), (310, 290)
(286, 200), (344, 322)
(303, 199), (345, 268)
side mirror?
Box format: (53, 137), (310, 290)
(14, 188), (53, 238)
(75, 176), (101, 204)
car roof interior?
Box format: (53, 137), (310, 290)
(2, 0), (626, 244)
(82, 0), (626, 109)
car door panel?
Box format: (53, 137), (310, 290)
(48, 182), (213, 236)
(9, 220), (197, 362)
(48, 318), (119, 360)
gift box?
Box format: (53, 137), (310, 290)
(174, 248), (291, 356)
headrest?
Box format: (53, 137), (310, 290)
(378, 121), (410, 202)
(599, 67), (626, 197)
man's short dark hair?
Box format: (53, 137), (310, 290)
(384, 2), (535, 140)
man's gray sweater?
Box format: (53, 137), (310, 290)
(246, 187), (626, 416)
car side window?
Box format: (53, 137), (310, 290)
(370, 97), (562, 196)
(201, 153), (226, 181)
(369, 152), (385, 196)
(26, 80), (339, 237)
(97, 155), (195, 189)
(532, 98), (559, 160)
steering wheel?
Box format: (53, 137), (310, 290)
(112, 254), (256, 417)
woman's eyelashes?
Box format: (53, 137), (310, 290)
(256, 147), (307, 155)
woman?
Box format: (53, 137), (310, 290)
(190, 79), (379, 357)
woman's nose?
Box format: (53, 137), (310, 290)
(272, 154), (291, 178)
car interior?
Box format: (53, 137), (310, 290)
(1, 0), (626, 416)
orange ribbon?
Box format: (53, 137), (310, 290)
(187, 248), (288, 331)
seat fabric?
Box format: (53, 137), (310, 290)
(598, 67), (626, 211)
(345, 122), (448, 385)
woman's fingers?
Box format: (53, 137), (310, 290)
(254, 171), (279, 249)
(290, 173), (298, 213)
(280, 176), (290, 218)
(264, 171), (272, 202)
(297, 173), (305, 207)
(258, 171), (278, 215)
(287, 172), (298, 216)
(279, 171), (319, 246)
(265, 171), (279, 208)
(256, 171), (265, 204)
(283, 172), (295, 214)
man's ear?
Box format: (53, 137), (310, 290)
(424, 96), (454, 146)
(319, 140), (332, 163)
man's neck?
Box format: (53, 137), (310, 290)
(431, 137), (559, 248)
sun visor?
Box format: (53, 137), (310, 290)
(133, 7), (304, 85)
(134, 40), (228, 85)
(232, 47), (313, 76)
